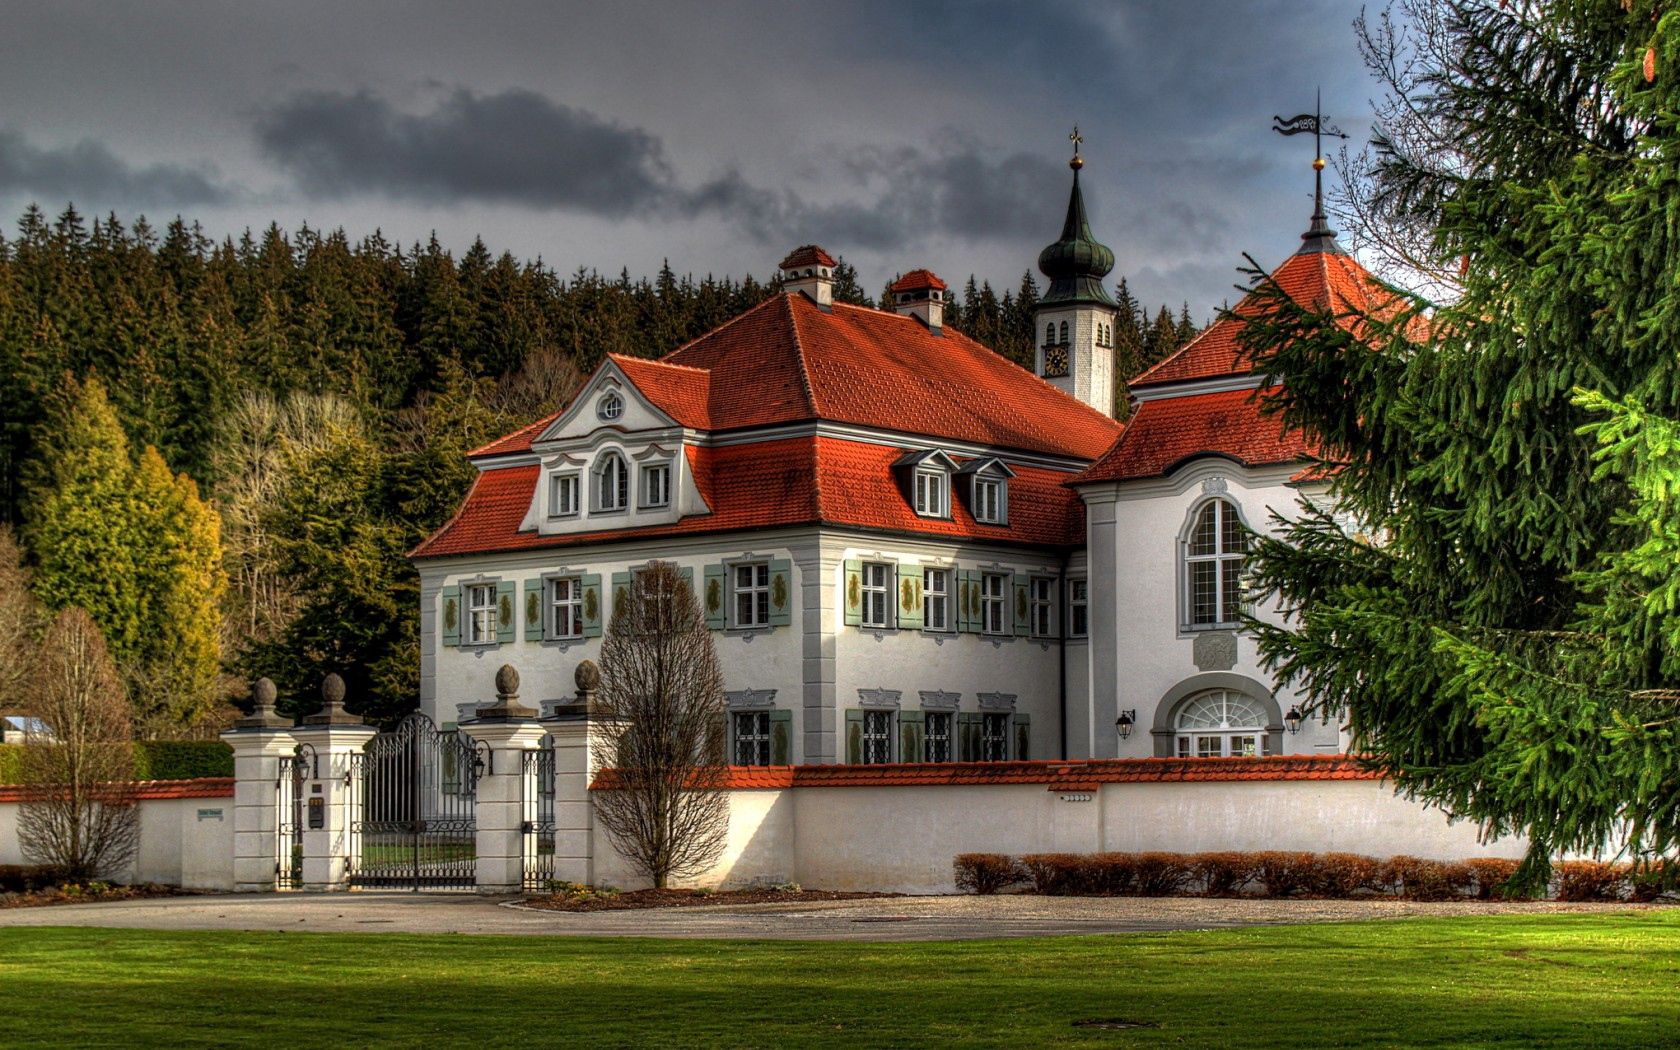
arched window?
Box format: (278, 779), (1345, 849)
(1058, 321), (1068, 344)
(1174, 689), (1269, 757)
(595, 452), (629, 511)
(1045, 323), (1055, 346)
(1184, 498), (1246, 626)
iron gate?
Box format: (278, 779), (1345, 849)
(274, 744), (312, 890)
(521, 737), (556, 892)
(347, 712), (485, 890)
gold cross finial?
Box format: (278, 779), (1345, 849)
(1068, 125), (1084, 170)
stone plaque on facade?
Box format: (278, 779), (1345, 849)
(1192, 630), (1238, 671)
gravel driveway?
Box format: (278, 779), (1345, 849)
(0, 892), (1660, 941)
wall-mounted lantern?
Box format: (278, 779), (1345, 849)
(1116, 709), (1136, 740)
(1284, 706), (1303, 734)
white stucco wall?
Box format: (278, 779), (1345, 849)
(590, 777), (1528, 894)
(0, 792), (235, 890)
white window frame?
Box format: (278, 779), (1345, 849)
(597, 391), (624, 422)
(924, 711), (952, 762)
(732, 562), (771, 629)
(923, 567), (950, 632)
(639, 461), (670, 509)
(1184, 497), (1247, 629)
(595, 452), (629, 512)
(1068, 577), (1088, 639)
(549, 473), (579, 518)
(981, 712), (1010, 761)
(732, 710), (771, 766)
(860, 562), (891, 629)
(466, 582), (498, 645)
(980, 572), (1008, 636)
(861, 709), (894, 764)
(973, 477), (1005, 524)
(914, 469), (949, 518)
(548, 576), (583, 640)
(1173, 689), (1271, 758)
(1029, 577), (1055, 638)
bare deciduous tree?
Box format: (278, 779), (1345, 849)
(591, 561), (728, 889)
(19, 607), (140, 880)
(0, 526), (43, 713)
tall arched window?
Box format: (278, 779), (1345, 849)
(1058, 320), (1069, 344)
(1184, 498), (1246, 626)
(595, 452), (629, 511)
(1174, 689), (1270, 757)
(1045, 322), (1055, 346)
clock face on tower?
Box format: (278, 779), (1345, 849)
(1043, 346), (1069, 378)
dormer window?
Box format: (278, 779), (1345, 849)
(595, 452), (629, 511)
(549, 473), (579, 518)
(974, 478), (1004, 524)
(914, 468), (949, 518)
(956, 456), (1014, 525)
(597, 392), (624, 422)
(640, 461), (670, 509)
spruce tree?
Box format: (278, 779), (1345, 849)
(1241, 0), (1680, 882)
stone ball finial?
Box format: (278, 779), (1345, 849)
(495, 664), (520, 697)
(575, 659), (601, 693)
(321, 673), (346, 706)
(252, 677), (277, 710)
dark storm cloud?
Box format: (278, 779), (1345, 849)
(254, 86), (1065, 250)
(0, 130), (229, 205)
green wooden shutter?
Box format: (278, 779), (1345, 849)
(1012, 713), (1031, 761)
(769, 709), (793, 765)
(959, 571), (981, 633)
(958, 712), (983, 761)
(842, 559), (863, 627)
(581, 573), (603, 638)
(523, 578), (544, 642)
(768, 558), (793, 628)
(845, 709), (864, 764)
(896, 564), (923, 630)
(441, 585), (462, 647)
(702, 563), (727, 629)
(611, 571), (632, 623)
(1013, 573), (1031, 636)
(495, 580), (517, 644)
(898, 709), (925, 764)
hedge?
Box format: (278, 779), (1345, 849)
(0, 740), (232, 784)
(955, 850), (1675, 902)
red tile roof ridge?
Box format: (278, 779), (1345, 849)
(781, 295), (827, 520)
(469, 410), (561, 459)
(0, 776), (235, 803)
(607, 351), (711, 376)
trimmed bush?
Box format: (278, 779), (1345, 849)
(953, 854), (1023, 895)
(1464, 857), (1525, 900)
(1191, 851), (1259, 896)
(1627, 861), (1674, 903)
(1252, 851), (1319, 898)
(1309, 853), (1386, 897)
(0, 864), (66, 892)
(1131, 852), (1193, 896)
(131, 740), (233, 780)
(1020, 854), (1089, 895)
(1383, 855), (1473, 901)
(1554, 861), (1625, 902)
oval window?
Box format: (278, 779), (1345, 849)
(597, 392), (624, 422)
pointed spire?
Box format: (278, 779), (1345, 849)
(1038, 128), (1116, 307)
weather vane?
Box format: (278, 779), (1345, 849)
(1068, 125), (1084, 170)
(1273, 88), (1349, 241)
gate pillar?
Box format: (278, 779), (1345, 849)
(221, 678), (297, 893)
(461, 665), (547, 894)
(292, 675), (376, 892)
(541, 659), (601, 887)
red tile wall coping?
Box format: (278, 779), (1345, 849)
(0, 777), (235, 803)
(592, 755), (1378, 791)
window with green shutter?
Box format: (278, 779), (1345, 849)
(523, 578), (543, 642)
(769, 709), (792, 764)
(842, 559), (863, 626)
(495, 580), (517, 644)
(580, 574), (603, 637)
(767, 559), (793, 627)
(895, 564), (923, 630)
(441, 585), (462, 647)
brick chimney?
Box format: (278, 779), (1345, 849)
(779, 244), (837, 309)
(889, 269), (947, 334)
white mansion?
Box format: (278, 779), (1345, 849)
(411, 156), (1390, 773)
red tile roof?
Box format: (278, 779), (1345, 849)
(592, 755), (1375, 791)
(780, 244), (837, 270)
(1070, 386), (1315, 485)
(412, 435), (1084, 559)
(1132, 248), (1405, 388)
(467, 294), (1122, 463)
(890, 269), (948, 293)
(0, 777), (234, 803)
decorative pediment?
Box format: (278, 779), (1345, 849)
(890, 448), (960, 472)
(531, 362), (681, 447)
(857, 688), (903, 709)
(955, 456), (1016, 479)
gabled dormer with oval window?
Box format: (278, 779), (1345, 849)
(516, 359), (711, 537)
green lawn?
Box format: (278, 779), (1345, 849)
(1, 912), (1675, 1048)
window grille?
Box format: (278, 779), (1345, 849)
(861, 563), (890, 628)
(924, 711), (952, 762)
(733, 562), (770, 628)
(862, 710), (893, 764)
(466, 583), (498, 644)
(923, 568), (949, 631)
(733, 711), (771, 766)
(1186, 498), (1247, 626)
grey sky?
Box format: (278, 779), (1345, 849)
(0, 0), (1374, 317)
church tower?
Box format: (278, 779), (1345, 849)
(1034, 129), (1120, 418)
